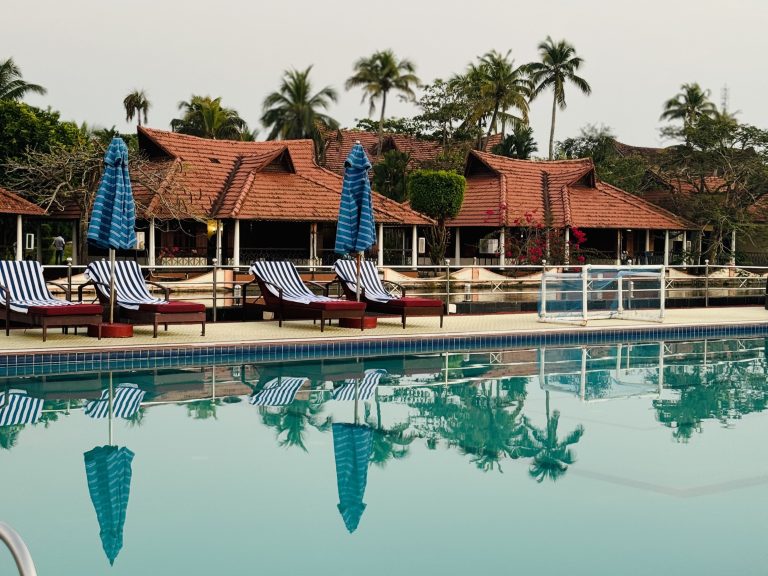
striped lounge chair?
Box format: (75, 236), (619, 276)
(0, 389), (44, 426)
(83, 260), (206, 338)
(332, 369), (386, 401)
(249, 377), (308, 407)
(245, 261), (366, 332)
(333, 260), (444, 328)
(84, 383), (146, 419)
(0, 260), (103, 341)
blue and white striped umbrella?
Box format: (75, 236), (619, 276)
(335, 143), (376, 255)
(85, 384), (145, 420)
(332, 422), (373, 533)
(0, 390), (43, 426)
(87, 137), (136, 251)
(84, 445), (134, 565)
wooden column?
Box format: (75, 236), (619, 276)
(15, 215), (22, 261)
(564, 227), (570, 265)
(663, 230), (670, 267)
(377, 222), (384, 267)
(499, 228), (506, 267)
(411, 225), (418, 270)
(616, 229), (622, 265)
(148, 216), (156, 267)
(730, 230), (736, 266)
(216, 220), (223, 264)
(454, 227), (461, 264)
(682, 231), (687, 265)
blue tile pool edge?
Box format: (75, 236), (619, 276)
(1, 321), (767, 377)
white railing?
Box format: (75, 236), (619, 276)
(0, 522), (37, 576)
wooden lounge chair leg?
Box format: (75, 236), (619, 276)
(153, 319), (158, 338)
(320, 316), (325, 332)
(402, 312), (406, 329)
(164, 324), (168, 331)
(42, 323), (47, 342)
(440, 312), (444, 328)
(201, 322), (205, 336)
(98, 323), (102, 340)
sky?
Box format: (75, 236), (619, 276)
(4, 0), (767, 149)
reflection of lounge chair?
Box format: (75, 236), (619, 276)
(249, 377), (308, 407)
(84, 383), (145, 419)
(332, 370), (385, 401)
(245, 261), (366, 332)
(333, 260), (444, 328)
(0, 260), (103, 341)
(83, 260), (206, 338)
(0, 389), (43, 426)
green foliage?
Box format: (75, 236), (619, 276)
(353, 117), (421, 137)
(408, 169), (466, 263)
(415, 78), (475, 146)
(171, 95), (253, 140)
(372, 150), (410, 202)
(0, 57), (46, 101)
(557, 124), (646, 192)
(123, 89), (150, 126)
(492, 125), (538, 159)
(0, 100), (82, 182)
(660, 82), (716, 128)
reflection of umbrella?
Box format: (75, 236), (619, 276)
(86, 137), (136, 324)
(84, 445), (134, 565)
(332, 370), (385, 401)
(0, 390), (43, 426)
(332, 423), (373, 533)
(85, 383), (145, 419)
(334, 142), (376, 301)
(249, 377), (308, 407)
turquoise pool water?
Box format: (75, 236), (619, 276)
(1, 337), (767, 575)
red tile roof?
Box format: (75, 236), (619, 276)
(136, 127), (431, 225)
(452, 151), (694, 230)
(0, 186), (46, 216)
(321, 129), (443, 175)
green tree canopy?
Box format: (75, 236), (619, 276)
(123, 89), (150, 126)
(660, 83), (716, 129)
(527, 37), (591, 159)
(492, 125), (538, 160)
(171, 95), (254, 140)
(372, 150), (410, 202)
(408, 169), (466, 263)
(0, 57), (46, 101)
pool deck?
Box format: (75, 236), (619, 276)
(0, 306), (766, 355)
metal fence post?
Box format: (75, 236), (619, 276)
(704, 259), (709, 307)
(212, 258), (218, 323)
(66, 258), (72, 302)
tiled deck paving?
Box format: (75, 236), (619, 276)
(0, 306), (765, 355)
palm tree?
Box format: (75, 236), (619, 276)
(518, 391), (584, 482)
(660, 83), (717, 128)
(345, 50), (420, 153)
(476, 50), (532, 150)
(171, 95), (251, 140)
(492, 125), (538, 159)
(0, 57), (46, 101)
(123, 90), (150, 126)
(261, 66), (339, 159)
(527, 37), (592, 160)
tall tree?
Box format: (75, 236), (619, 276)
(660, 83), (717, 129)
(0, 57), (46, 101)
(345, 50), (420, 154)
(527, 37), (592, 160)
(123, 89), (150, 126)
(261, 66), (339, 159)
(476, 50), (531, 150)
(492, 125), (538, 159)
(171, 95), (252, 140)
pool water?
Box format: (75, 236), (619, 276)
(1, 337), (767, 575)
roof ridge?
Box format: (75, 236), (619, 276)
(596, 181), (696, 228)
(210, 155), (244, 218)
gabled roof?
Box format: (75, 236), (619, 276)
(0, 186), (46, 216)
(452, 151), (694, 230)
(322, 129), (443, 175)
(135, 127), (431, 225)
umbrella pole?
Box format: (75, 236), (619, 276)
(109, 249), (116, 324)
(108, 372), (113, 446)
(355, 252), (362, 302)
(353, 379), (359, 425)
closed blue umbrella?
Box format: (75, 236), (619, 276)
(84, 445), (135, 565)
(87, 137), (137, 323)
(335, 142), (376, 300)
(332, 422), (373, 533)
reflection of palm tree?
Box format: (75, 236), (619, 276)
(260, 399), (331, 452)
(125, 406), (148, 427)
(0, 425), (22, 450)
(365, 395), (414, 467)
(185, 400), (220, 420)
(518, 391), (584, 482)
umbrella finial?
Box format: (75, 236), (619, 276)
(355, 140), (361, 144)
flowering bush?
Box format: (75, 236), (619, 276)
(493, 211), (587, 265)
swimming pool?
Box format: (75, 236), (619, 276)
(1, 336), (767, 575)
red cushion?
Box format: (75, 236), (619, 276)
(138, 301), (205, 313)
(307, 300), (366, 311)
(378, 298), (443, 309)
(27, 304), (103, 316)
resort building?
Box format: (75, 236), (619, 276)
(449, 151), (695, 266)
(0, 185), (47, 261)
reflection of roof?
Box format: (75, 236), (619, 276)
(453, 151), (694, 230)
(0, 186), (45, 216)
(134, 127), (432, 225)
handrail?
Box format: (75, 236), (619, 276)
(0, 522), (38, 576)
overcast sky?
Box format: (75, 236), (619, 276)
(5, 0), (767, 149)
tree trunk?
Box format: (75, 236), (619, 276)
(548, 94), (557, 160)
(377, 91), (388, 155)
(484, 105), (499, 151)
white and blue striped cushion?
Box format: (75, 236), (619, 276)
(249, 377), (308, 407)
(249, 261), (335, 305)
(0, 260), (75, 313)
(0, 390), (43, 426)
(332, 370), (385, 401)
(84, 384), (145, 419)
(85, 260), (164, 310)
(333, 260), (393, 303)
